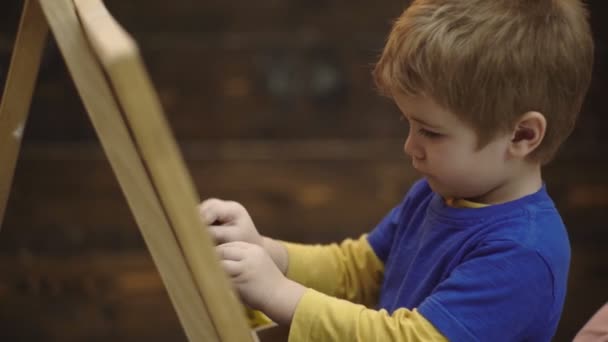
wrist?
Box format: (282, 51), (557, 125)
(262, 278), (307, 326)
(262, 237), (289, 275)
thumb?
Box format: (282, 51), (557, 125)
(198, 198), (243, 225)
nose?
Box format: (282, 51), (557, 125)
(404, 133), (424, 160)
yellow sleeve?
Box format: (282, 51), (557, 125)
(289, 289), (448, 342)
(282, 234), (384, 307)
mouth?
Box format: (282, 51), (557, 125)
(413, 164), (431, 178)
(411, 160), (424, 174)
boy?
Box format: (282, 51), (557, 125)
(199, 0), (594, 340)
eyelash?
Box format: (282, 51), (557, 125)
(418, 128), (442, 138)
(399, 116), (442, 139)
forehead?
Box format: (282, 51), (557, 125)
(393, 93), (462, 127)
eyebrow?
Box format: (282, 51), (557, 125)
(406, 114), (441, 130)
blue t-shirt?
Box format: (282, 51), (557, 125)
(367, 179), (570, 341)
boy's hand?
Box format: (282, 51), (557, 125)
(198, 198), (263, 247)
(217, 241), (306, 325)
(199, 198), (290, 276)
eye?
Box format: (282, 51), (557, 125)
(418, 128), (442, 138)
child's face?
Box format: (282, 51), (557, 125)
(394, 93), (513, 202)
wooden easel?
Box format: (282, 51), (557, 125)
(0, 1), (255, 341)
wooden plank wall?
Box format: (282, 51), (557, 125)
(1, 0), (607, 341)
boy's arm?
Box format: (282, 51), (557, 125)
(288, 289), (448, 342)
(264, 234), (385, 308)
(417, 240), (558, 341)
(262, 200), (405, 306)
(262, 236), (289, 274)
(226, 243), (445, 342)
(201, 193), (404, 307)
(282, 240), (558, 342)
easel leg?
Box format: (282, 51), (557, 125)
(0, 0), (49, 229)
(37, 0), (221, 340)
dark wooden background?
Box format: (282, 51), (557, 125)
(0, 1), (606, 341)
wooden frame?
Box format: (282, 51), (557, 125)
(0, 0), (48, 229)
(0, 0), (254, 341)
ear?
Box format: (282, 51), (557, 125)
(508, 111), (546, 159)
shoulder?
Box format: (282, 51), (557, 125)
(478, 199), (570, 268)
(472, 203), (570, 282)
(466, 186), (569, 254)
(465, 228), (569, 308)
(421, 240), (563, 341)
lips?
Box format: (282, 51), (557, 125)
(411, 159), (423, 173)
(412, 162), (431, 178)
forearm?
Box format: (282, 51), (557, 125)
(263, 236), (289, 275)
(278, 235), (384, 306)
(259, 278), (307, 326)
(288, 289), (447, 342)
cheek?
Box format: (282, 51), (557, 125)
(427, 145), (496, 192)
(456, 150), (506, 188)
(427, 144), (470, 172)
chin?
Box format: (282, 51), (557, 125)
(425, 177), (447, 196)
(425, 177), (471, 199)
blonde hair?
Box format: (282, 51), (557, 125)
(373, 0), (594, 163)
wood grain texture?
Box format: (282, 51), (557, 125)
(0, 253), (186, 342)
(38, 0), (225, 340)
(72, 0), (253, 341)
(102, 0), (407, 36)
(0, 0), (48, 229)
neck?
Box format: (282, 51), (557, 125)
(467, 162), (543, 205)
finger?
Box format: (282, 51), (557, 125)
(216, 243), (248, 261)
(208, 225), (236, 244)
(222, 241), (252, 249)
(199, 199), (243, 225)
(198, 198), (224, 224)
(220, 259), (243, 277)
